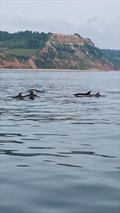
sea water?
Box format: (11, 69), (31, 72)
(0, 70), (120, 213)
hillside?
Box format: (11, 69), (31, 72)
(101, 49), (120, 70)
(0, 31), (119, 70)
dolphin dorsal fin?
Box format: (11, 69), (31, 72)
(86, 91), (91, 95)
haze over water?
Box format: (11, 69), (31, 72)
(0, 70), (120, 213)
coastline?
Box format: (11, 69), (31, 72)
(0, 68), (118, 72)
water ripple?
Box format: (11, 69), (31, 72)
(57, 163), (82, 168)
(0, 149), (69, 158)
(0, 71), (119, 213)
(58, 150), (116, 158)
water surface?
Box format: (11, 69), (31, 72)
(0, 70), (120, 213)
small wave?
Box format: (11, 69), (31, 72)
(17, 164), (30, 167)
(71, 122), (95, 125)
(57, 163), (82, 168)
(0, 149), (69, 158)
(116, 166), (120, 170)
(28, 146), (55, 150)
(0, 133), (23, 137)
(43, 160), (54, 163)
(71, 121), (111, 125)
(23, 138), (40, 141)
(0, 139), (23, 144)
(34, 133), (68, 137)
(58, 150), (116, 158)
(80, 144), (92, 146)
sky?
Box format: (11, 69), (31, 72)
(0, 0), (120, 49)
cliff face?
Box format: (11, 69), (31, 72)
(0, 32), (119, 70)
(0, 53), (37, 69)
(35, 34), (115, 70)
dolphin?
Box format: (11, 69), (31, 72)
(12, 92), (24, 100)
(89, 92), (102, 97)
(74, 91), (103, 98)
(74, 91), (91, 97)
(94, 92), (102, 97)
(24, 91), (39, 100)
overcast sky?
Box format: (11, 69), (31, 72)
(0, 0), (120, 49)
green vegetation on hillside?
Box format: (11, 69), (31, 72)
(0, 31), (51, 49)
(4, 48), (38, 57)
(101, 49), (120, 69)
(81, 44), (103, 60)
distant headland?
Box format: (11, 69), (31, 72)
(0, 31), (120, 70)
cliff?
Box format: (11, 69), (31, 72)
(0, 31), (119, 70)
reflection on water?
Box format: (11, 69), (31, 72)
(0, 70), (120, 213)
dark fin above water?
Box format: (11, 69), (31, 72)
(74, 91), (91, 97)
(95, 92), (101, 97)
(13, 92), (24, 100)
(86, 91), (91, 95)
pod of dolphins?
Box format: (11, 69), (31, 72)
(12, 88), (103, 100)
(12, 88), (45, 100)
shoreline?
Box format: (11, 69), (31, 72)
(0, 68), (118, 72)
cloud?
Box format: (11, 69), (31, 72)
(83, 17), (120, 49)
